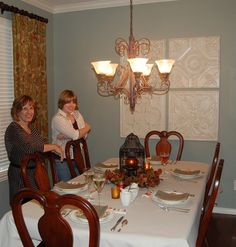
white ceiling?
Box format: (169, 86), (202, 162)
(21, 0), (176, 14)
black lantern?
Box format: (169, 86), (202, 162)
(119, 133), (145, 176)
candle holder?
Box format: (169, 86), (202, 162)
(144, 162), (151, 171)
(124, 157), (138, 177)
(111, 186), (120, 199)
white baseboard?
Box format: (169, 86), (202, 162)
(213, 206), (236, 215)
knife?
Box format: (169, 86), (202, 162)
(110, 216), (124, 231)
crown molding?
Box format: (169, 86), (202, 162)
(21, 0), (177, 14)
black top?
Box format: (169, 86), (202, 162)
(4, 121), (45, 165)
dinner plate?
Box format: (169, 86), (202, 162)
(53, 182), (88, 194)
(94, 162), (118, 171)
(69, 208), (114, 224)
(146, 156), (161, 165)
(171, 168), (204, 179)
(152, 190), (190, 205)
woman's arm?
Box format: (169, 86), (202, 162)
(78, 122), (91, 138)
(52, 115), (80, 140)
(43, 144), (64, 161)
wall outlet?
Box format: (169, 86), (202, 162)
(234, 180), (236, 191)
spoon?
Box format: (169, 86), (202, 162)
(117, 219), (128, 232)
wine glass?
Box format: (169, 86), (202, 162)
(93, 173), (106, 206)
(83, 169), (95, 199)
(160, 152), (169, 165)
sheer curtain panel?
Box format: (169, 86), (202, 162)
(0, 17), (14, 181)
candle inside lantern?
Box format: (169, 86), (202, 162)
(125, 157), (138, 166)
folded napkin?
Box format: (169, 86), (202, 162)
(55, 181), (86, 190)
(75, 205), (108, 219)
(173, 168), (200, 176)
(95, 162), (118, 169)
(155, 190), (189, 201)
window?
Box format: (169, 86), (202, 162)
(0, 17), (14, 181)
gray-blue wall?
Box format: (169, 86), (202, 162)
(0, 0), (236, 217)
(53, 0), (236, 209)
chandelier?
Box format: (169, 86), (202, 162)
(91, 0), (175, 112)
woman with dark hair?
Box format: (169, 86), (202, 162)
(4, 95), (63, 204)
(51, 89), (91, 181)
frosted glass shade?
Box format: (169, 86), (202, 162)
(91, 61), (111, 74)
(127, 58), (148, 73)
(105, 63), (118, 76)
(155, 59), (175, 73)
(142, 64), (154, 76)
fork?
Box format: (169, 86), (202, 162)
(158, 204), (190, 213)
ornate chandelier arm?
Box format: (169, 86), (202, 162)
(115, 38), (129, 57)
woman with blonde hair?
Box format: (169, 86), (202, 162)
(51, 89), (91, 181)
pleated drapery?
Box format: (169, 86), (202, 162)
(12, 14), (48, 140)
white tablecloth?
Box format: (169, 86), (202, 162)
(0, 161), (210, 247)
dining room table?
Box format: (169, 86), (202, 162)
(0, 159), (210, 247)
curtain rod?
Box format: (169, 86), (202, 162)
(0, 1), (48, 23)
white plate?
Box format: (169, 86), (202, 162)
(53, 184), (88, 195)
(94, 162), (118, 172)
(171, 169), (204, 179)
(152, 190), (190, 205)
(146, 157), (161, 165)
(69, 209), (114, 224)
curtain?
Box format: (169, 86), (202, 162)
(12, 14), (48, 140)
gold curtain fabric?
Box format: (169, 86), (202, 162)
(12, 14), (48, 140)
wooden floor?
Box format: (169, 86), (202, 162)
(205, 213), (236, 247)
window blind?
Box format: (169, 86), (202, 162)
(0, 17), (14, 181)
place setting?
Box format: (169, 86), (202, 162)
(151, 189), (192, 213)
(69, 203), (115, 225)
(53, 180), (88, 195)
(94, 158), (119, 173)
(170, 168), (205, 183)
(146, 152), (176, 167)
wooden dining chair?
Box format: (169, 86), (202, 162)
(203, 142), (221, 210)
(196, 159), (224, 247)
(12, 188), (100, 247)
(20, 152), (58, 192)
(65, 138), (91, 177)
(144, 130), (184, 160)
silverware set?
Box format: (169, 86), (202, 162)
(110, 216), (128, 232)
(110, 216), (124, 231)
(117, 219), (128, 232)
(157, 204), (190, 213)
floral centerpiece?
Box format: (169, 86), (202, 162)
(105, 167), (162, 188)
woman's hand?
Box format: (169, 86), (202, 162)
(44, 144), (64, 161)
(53, 144), (64, 161)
